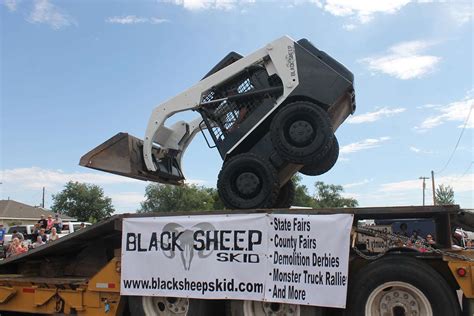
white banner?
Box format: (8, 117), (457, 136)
(121, 213), (353, 308)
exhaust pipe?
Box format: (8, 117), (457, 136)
(79, 133), (185, 185)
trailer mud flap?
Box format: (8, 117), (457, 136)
(79, 133), (185, 185)
(0, 286), (16, 304)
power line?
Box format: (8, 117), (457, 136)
(460, 161), (474, 178)
(434, 103), (473, 175)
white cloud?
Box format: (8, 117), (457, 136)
(1, 167), (139, 190)
(342, 23), (356, 30)
(380, 173), (473, 193)
(168, 0), (252, 10)
(0, 167), (206, 212)
(417, 103), (441, 109)
(361, 40), (441, 80)
(340, 137), (390, 154)
(321, 0), (411, 23)
(28, 0), (75, 29)
(409, 146), (433, 154)
(106, 15), (169, 25)
(416, 96), (474, 130)
(347, 107), (406, 124)
(108, 192), (144, 212)
(3, 0), (19, 11)
(344, 178), (373, 189)
(448, 2), (473, 26)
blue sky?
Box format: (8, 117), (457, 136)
(1, 0), (473, 212)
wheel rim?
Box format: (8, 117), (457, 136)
(243, 300), (300, 316)
(365, 281), (433, 316)
(288, 120), (314, 146)
(235, 172), (261, 197)
(142, 296), (189, 316)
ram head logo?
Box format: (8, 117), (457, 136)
(162, 222), (215, 271)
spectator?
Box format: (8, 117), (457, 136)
(79, 223), (85, 230)
(53, 214), (62, 233)
(410, 230), (422, 242)
(399, 223), (409, 237)
(32, 236), (45, 249)
(426, 234), (436, 245)
(49, 227), (59, 242)
(31, 223), (41, 242)
(38, 215), (47, 229)
(0, 224), (5, 245)
(38, 228), (48, 243)
(46, 215), (54, 231)
(12, 230), (24, 242)
(8, 238), (27, 257)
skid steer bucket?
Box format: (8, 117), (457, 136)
(79, 133), (184, 185)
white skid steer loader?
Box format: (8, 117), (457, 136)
(79, 36), (356, 209)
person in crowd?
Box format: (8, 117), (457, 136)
(31, 223), (41, 242)
(12, 229), (24, 242)
(0, 224), (5, 245)
(49, 227), (59, 242)
(38, 228), (48, 243)
(399, 223), (409, 237)
(46, 215), (54, 232)
(38, 215), (47, 229)
(7, 238), (27, 257)
(79, 223), (85, 230)
(53, 214), (62, 233)
(426, 234), (436, 245)
(0, 224), (5, 258)
(410, 230), (422, 242)
(31, 236), (45, 249)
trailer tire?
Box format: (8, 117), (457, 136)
(346, 256), (460, 316)
(299, 137), (339, 176)
(226, 300), (321, 316)
(270, 101), (333, 165)
(273, 179), (295, 208)
(218, 153), (279, 209)
(128, 296), (212, 316)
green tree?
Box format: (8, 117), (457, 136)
(51, 181), (115, 222)
(313, 181), (358, 208)
(140, 183), (222, 213)
(292, 175), (316, 207)
(435, 184), (455, 205)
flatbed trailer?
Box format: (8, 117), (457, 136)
(0, 205), (472, 316)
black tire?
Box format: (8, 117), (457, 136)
(346, 256), (461, 316)
(273, 180), (296, 208)
(299, 137), (339, 176)
(129, 296), (212, 316)
(270, 101), (333, 165)
(226, 300), (322, 316)
(217, 153), (279, 209)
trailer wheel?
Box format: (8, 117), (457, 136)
(273, 180), (295, 208)
(299, 137), (339, 176)
(270, 101), (333, 165)
(346, 256), (461, 316)
(218, 153), (279, 209)
(128, 296), (212, 316)
(226, 300), (321, 316)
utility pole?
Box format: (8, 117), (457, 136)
(419, 176), (429, 206)
(431, 170), (436, 205)
(42, 187), (45, 208)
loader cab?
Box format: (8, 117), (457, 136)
(198, 63), (284, 159)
